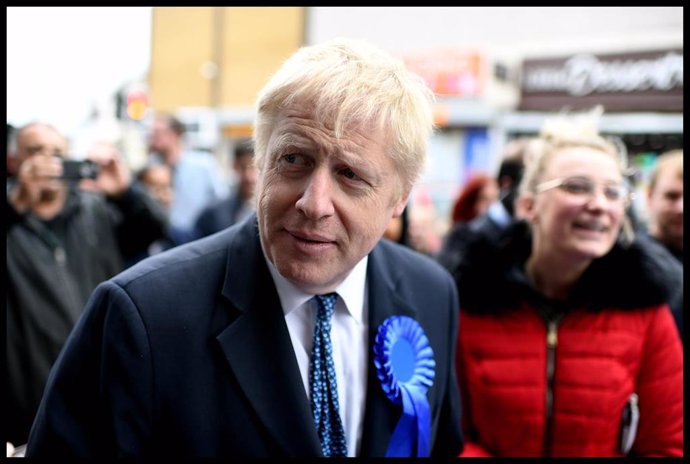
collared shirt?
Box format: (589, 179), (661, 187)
(266, 256), (369, 457)
(487, 199), (512, 227)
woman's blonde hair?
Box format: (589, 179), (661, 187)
(517, 106), (635, 245)
(253, 37), (435, 198)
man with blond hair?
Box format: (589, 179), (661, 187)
(26, 38), (463, 458)
(646, 149), (683, 262)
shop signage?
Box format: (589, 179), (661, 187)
(400, 49), (485, 98)
(519, 49), (683, 111)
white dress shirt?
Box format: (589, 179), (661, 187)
(266, 256), (369, 457)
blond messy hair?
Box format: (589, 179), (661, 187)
(252, 37), (435, 198)
(517, 106), (635, 245)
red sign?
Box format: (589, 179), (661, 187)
(400, 49), (485, 98)
(126, 91), (149, 120)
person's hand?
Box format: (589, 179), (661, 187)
(9, 154), (63, 213)
(79, 142), (132, 198)
(7, 442), (14, 457)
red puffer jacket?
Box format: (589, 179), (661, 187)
(453, 222), (683, 457)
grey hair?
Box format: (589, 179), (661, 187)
(253, 37), (436, 198)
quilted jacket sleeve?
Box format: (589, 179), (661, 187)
(631, 304), (683, 457)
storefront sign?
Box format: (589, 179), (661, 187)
(519, 49), (683, 111)
(400, 49), (485, 98)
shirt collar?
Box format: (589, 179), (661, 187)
(265, 255), (368, 324)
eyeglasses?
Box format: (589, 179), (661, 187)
(535, 176), (630, 204)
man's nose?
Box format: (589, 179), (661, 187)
(295, 168), (335, 220)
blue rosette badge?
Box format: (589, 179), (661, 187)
(373, 315), (435, 457)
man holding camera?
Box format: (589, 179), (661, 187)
(6, 122), (167, 448)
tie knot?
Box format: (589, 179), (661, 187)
(315, 293), (338, 320)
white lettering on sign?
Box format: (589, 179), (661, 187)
(523, 52), (683, 96)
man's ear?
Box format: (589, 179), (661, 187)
(392, 193), (410, 217)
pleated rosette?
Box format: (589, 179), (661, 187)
(373, 315), (435, 457)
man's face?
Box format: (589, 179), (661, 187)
(17, 124), (67, 162)
(234, 154), (258, 200)
(647, 167), (683, 249)
(256, 103), (407, 294)
(17, 124), (68, 198)
(149, 119), (177, 155)
(142, 165), (174, 209)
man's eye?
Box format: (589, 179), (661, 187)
(341, 168), (361, 181)
(665, 192), (682, 202)
(280, 153), (306, 165)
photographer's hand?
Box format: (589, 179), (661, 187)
(80, 142), (132, 198)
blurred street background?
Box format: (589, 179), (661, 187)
(7, 6), (683, 250)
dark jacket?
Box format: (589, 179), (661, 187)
(6, 184), (167, 446)
(192, 189), (247, 239)
(454, 221), (683, 457)
(436, 200), (514, 278)
(26, 215), (463, 458)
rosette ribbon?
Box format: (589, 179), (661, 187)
(373, 315), (435, 457)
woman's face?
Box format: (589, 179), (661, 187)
(524, 146), (627, 265)
(475, 180), (499, 218)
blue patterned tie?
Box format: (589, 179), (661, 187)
(310, 293), (348, 457)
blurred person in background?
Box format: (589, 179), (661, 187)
(436, 137), (528, 275)
(125, 161), (179, 265)
(6, 123), (19, 180)
(138, 161), (174, 210)
(449, 173), (498, 225)
(193, 138), (258, 238)
(645, 149), (682, 262)
(641, 149), (683, 338)
(148, 113), (228, 244)
(25, 37), (462, 459)
(6, 123), (167, 449)
(383, 205), (411, 247)
(453, 110), (682, 457)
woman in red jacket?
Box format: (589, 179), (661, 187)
(453, 111), (683, 457)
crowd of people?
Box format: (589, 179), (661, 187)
(6, 38), (683, 458)
(5, 117), (258, 455)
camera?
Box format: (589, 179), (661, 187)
(60, 159), (100, 180)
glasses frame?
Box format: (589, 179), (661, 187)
(535, 176), (632, 205)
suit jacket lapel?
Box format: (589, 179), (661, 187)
(359, 242), (416, 457)
(215, 217), (321, 456)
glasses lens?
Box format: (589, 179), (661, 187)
(559, 178), (628, 203)
(604, 185), (626, 201)
(561, 178), (593, 196)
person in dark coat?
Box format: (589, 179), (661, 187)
(6, 125), (167, 448)
(436, 137), (529, 276)
(25, 38), (463, 459)
(193, 139), (257, 238)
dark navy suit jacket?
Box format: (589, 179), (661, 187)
(26, 214), (463, 458)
